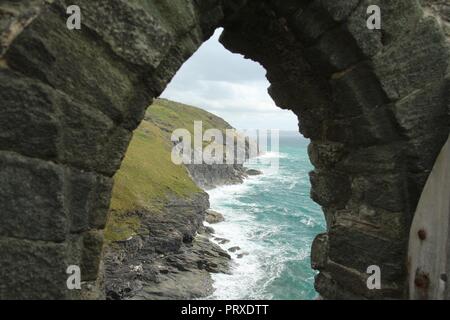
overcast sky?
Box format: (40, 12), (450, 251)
(161, 28), (299, 130)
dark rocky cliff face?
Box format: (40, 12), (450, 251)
(0, 0), (449, 299)
(422, 0), (450, 38)
(186, 163), (247, 190)
(103, 192), (230, 300)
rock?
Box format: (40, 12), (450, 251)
(186, 163), (247, 190)
(214, 237), (230, 245)
(236, 252), (249, 259)
(246, 169), (263, 176)
(103, 192), (231, 300)
(198, 225), (215, 235)
(228, 246), (241, 253)
(205, 210), (225, 224)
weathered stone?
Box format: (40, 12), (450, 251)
(150, 31), (204, 96)
(347, 0), (422, 58)
(328, 224), (406, 282)
(58, 0), (174, 68)
(6, 6), (152, 129)
(422, 0), (450, 38)
(337, 144), (405, 174)
(393, 81), (449, 171)
(67, 169), (113, 233)
(81, 230), (104, 281)
(59, 95), (133, 177)
(315, 0), (360, 22)
(330, 63), (388, 119)
(311, 233), (328, 270)
(290, 1), (337, 45)
(0, 69), (60, 160)
(314, 271), (366, 300)
(350, 174), (407, 213)
(310, 170), (350, 208)
(205, 210), (225, 224)
(0, 0), (45, 57)
(325, 260), (403, 299)
(269, 0), (304, 17)
(0, 69), (133, 176)
(0, 151), (67, 242)
(0, 237), (79, 300)
(373, 17), (450, 101)
(305, 25), (364, 73)
(308, 141), (346, 169)
(325, 107), (397, 147)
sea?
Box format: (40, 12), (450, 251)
(205, 131), (326, 300)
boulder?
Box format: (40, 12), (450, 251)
(205, 210), (225, 224)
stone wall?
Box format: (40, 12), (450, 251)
(0, 0), (449, 299)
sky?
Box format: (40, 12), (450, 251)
(161, 28), (299, 131)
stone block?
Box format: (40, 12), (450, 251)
(336, 143), (405, 174)
(315, 0), (360, 22)
(350, 173), (407, 213)
(0, 69), (133, 176)
(325, 260), (404, 299)
(308, 141), (346, 169)
(310, 170), (351, 208)
(269, 0), (306, 16)
(373, 17), (450, 100)
(58, 0), (173, 68)
(0, 237), (78, 299)
(290, 1), (336, 45)
(330, 63), (388, 118)
(347, 0), (422, 58)
(328, 224), (406, 282)
(6, 7), (152, 129)
(311, 232), (329, 270)
(67, 169), (113, 233)
(305, 25), (363, 73)
(0, 151), (67, 242)
(58, 95), (133, 176)
(81, 230), (105, 282)
(0, 69), (60, 160)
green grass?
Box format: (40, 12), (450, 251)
(105, 99), (232, 242)
(146, 98), (232, 136)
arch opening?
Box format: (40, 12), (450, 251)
(0, 0), (448, 300)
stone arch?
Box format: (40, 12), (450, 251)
(0, 0), (448, 299)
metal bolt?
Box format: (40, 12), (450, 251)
(415, 272), (430, 289)
(418, 229), (427, 241)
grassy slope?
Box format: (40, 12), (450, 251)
(146, 98), (232, 135)
(105, 99), (232, 242)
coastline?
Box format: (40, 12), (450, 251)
(103, 164), (253, 300)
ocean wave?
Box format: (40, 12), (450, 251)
(205, 142), (325, 300)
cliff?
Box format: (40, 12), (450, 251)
(1, 0), (448, 300)
(103, 99), (242, 300)
(146, 99), (249, 189)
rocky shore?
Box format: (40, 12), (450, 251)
(102, 99), (259, 300)
(103, 192), (231, 300)
(103, 158), (256, 300)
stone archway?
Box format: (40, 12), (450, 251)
(0, 0), (448, 299)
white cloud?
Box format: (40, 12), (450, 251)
(161, 28), (299, 130)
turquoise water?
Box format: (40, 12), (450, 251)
(206, 132), (326, 300)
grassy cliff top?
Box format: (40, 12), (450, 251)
(106, 99), (233, 242)
(146, 98), (233, 135)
